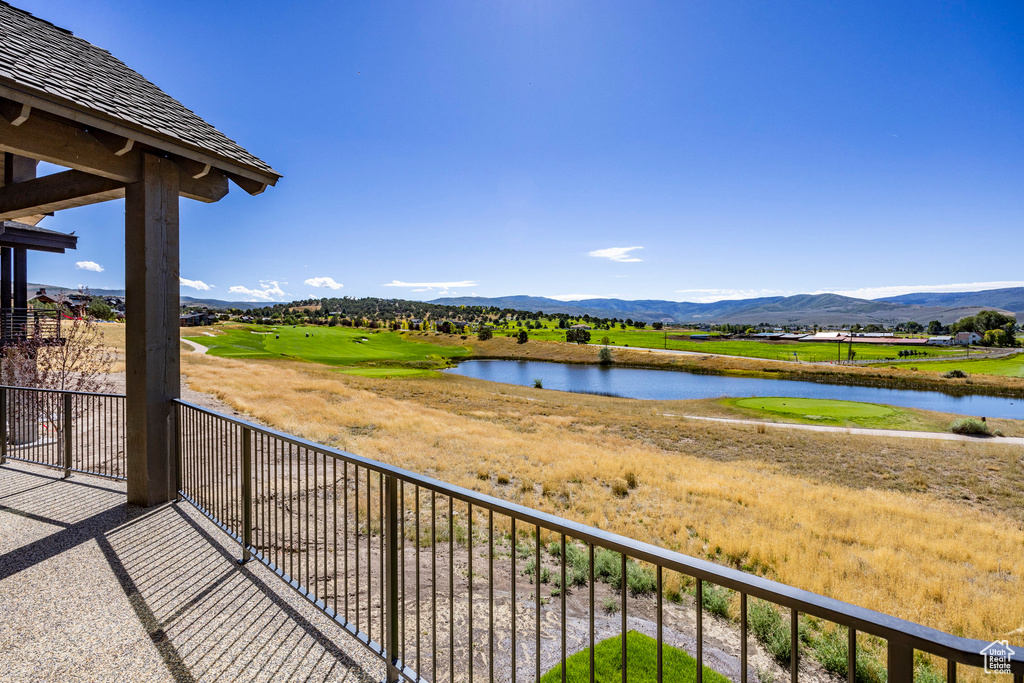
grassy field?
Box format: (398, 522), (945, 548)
(540, 631), (728, 683)
(719, 397), (964, 432)
(873, 353), (1024, 378)
(184, 324), (468, 372)
(496, 320), (963, 362)
(176, 349), (1024, 655)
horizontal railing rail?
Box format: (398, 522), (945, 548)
(0, 308), (63, 342)
(0, 385), (126, 480)
(174, 398), (1024, 683)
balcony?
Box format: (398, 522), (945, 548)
(1, 386), (1022, 683)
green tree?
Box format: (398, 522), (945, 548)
(598, 346), (613, 365)
(927, 320), (944, 335)
(566, 328), (591, 344)
(87, 297), (112, 320)
(477, 325), (493, 341)
(651, 322), (663, 330)
(517, 330), (528, 344)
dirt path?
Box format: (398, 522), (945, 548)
(672, 413), (1024, 444)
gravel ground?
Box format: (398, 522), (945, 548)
(0, 460), (383, 682)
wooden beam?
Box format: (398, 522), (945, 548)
(227, 172), (268, 196)
(0, 100), (31, 127)
(89, 128), (134, 156)
(125, 152), (180, 507)
(0, 85), (280, 189)
(0, 169), (124, 220)
(176, 158), (211, 179)
(0, 106), (140, 182)
(0, 164), (227, 220)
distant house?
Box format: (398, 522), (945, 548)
(180, 312), (212, 327)
(927, 336), (953, 346)
(954, 331), (982, 346)
(29, 287), (58, 307)
(570, 323), (591, 330)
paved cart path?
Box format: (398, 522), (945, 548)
(671, 414), (1024, 444)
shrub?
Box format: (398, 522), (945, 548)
(949, 417), (989, 435)
(611, 479), (629, 497)
(624, 470), (639, 489)
(942, 369), (967, 378)
(533, 378), (543, 389)
(598, 346), (613, 365)
(748, 600), (791, 664)
(626, 561), (656, 595)
(701, 581), (732, 619)
(809, 628), (887, 683)
(594, 548), (622, 586)
(477, 326), (493, 341)
(602, 597), (619, 614)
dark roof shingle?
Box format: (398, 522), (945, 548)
(0, 2), (278, 179)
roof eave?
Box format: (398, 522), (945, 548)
(0, 79), (281, 189)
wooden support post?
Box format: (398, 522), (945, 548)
(125, 153), (180, 507)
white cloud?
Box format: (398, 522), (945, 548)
(228, 280), (287, 302)
(381, 280), (477, 295)
(674, 288), (787, 303)
(180, 277), (212, 291)
(75, 261), (104, 273)
(304, 276), (344, 290)
(822, 281), (1024, 300)
(588, 246), (643, 262)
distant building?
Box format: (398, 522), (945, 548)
(570, 323), (591, 330)
(927, 336), (953, 346)
(180, 312), (213, 327)
(954, 332), (982, 346)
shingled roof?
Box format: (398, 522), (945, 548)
(0, 2), (279, 182)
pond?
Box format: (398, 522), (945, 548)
(442, 360), (1024, 419)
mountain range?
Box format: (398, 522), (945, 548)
(431, 288), (1024, 326)
(30, 282), (1024, 326)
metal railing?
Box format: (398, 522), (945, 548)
(0, 385), (125, 480)
(0, 308), (62, 343)
(174, 399), (1023, 683)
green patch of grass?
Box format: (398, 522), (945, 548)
(724, 397), (951, 431)
(890, 353), (1024, 377)
(185, 324), (468, 371)
(507, 320), (963, 362)
(540, 630), (730, 683)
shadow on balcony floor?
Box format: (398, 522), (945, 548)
(0, 460), (383, 682)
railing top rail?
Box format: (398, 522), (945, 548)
(173, 397), (1022, 672)
(0, 384), (126, 399)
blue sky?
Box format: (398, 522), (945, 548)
(19, 1), (1024, 303)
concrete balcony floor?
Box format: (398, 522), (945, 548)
(0, 459), (382, 683)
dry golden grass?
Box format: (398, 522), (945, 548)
(179, 352), (1024, 643)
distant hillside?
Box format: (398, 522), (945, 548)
(879, 287), (1024, 318)
(432, 292), (1017, 326)
(27, 283), (266, 310)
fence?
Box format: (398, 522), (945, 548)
(0, 308), (62, 343)
(0, 385), (125, 480)
(174, 399), (1024, 683)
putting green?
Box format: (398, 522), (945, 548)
(733, 397), (896, 419)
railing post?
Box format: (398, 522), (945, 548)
(384, 474), (400, 683)
(239, 426), (252, 564)
(173, 403), (182, 502)
(0, 386), (7, 465)
(62, 392), (72, 478)
(888, 641), (914, 683)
